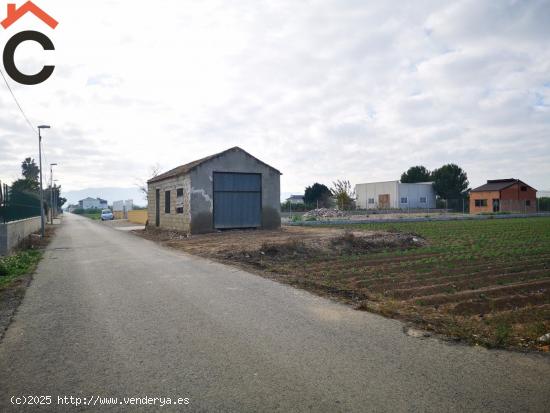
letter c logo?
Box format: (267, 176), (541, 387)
(3, 30), (54, 85)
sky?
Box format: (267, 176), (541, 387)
(1, 0), (549, 199)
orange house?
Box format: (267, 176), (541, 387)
(470, 179), (537, 214)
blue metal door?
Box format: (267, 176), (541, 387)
(213, 172), (261, 228)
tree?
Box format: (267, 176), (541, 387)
(432, 164), (469, 199)
(401, 166), (432, 183)
(304, 183), (331, 207)
(331, 179), (355, 210)
(11, 178), (38, 193)
(11, 157), (40, 193)
(44, 184), (66, 211)
(21, 157), (39, 183)
(136, 164), (161, 201)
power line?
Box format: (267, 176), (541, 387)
(0, 68), (53, 183)
(0, 67), (36, 133)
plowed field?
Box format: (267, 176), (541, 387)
(137, 217), (550, 350)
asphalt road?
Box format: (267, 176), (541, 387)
(1, 214), (549, 412)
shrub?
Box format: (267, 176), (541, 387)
(0, 250), (42, 284)
(72, 207), (102, 215)
(494, 323), (512, 346)
(0, 260), (7, 277)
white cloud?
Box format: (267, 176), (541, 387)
(0, 0), (549, 195)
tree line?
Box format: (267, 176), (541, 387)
(400, 164), (469, 199)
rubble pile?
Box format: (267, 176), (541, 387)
(302, 208), (349, 219)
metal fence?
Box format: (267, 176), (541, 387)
(437, 198), (469, 214)
(281, 196), (550, 219)
(0, 182), (41, 223)
(536, 197), (550, 213)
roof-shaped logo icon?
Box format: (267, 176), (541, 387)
(1, 1), (58, 30)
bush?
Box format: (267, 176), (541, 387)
(494, 323), (512, 347)
(281, 201), (307, 212)
(0, 250), (42, 285)
(0, 261), (7, 277)
(72, 207), (102, 215)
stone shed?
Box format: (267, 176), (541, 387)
(147, 147), (281, 234)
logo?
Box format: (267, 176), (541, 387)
(1, 1), (58, 85)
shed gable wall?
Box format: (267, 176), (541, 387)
(189, 149), (280, 233)
(355, 181), (398, 209)
(189, 150), (281, 233)
(147, 174), (191, 231)
(500, 183), (536, 201)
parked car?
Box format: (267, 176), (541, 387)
(100, 209), (114, 221)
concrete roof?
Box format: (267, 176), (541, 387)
(148, 147), (281, 183)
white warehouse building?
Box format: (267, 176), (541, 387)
(355, 181), (436, 209)
(78, 197), (108, 210)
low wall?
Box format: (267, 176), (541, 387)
(0, 216), (41, 256)
(127, 210), (147, 225)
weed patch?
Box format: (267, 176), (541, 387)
(0, 250), (43, 288)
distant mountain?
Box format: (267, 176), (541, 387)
(65, 188), (297, 207)
(64, 187), (146, 207)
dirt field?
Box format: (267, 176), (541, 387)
(138, 225), (421, 255)
(136, 217), (550, 351)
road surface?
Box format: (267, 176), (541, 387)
(1, 214), (549, 412)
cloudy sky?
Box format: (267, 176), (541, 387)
(1, 0), (549, 199)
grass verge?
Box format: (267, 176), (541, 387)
(0, 250), (43, 288)
(0, 225), (56, 340)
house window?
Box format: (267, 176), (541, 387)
(400, 197), (408, 204)
(165, 190), (171, 213)
(419, 197), (427, 203)
(520, 186), (527, 191)
(176, 188), (184, 214)
(475, 199), (488, 207)
(368, 198), (375, 204)
(526, 200), (531, 206)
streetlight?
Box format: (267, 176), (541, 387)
(38, 125), (50, 238)
(53, 179), (59, 218)
(50, 163), (57, 224)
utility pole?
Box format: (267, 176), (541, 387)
(37, 125), (51, 238)
(50, 163), (57, 224)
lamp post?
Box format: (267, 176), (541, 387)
(50, 163), (57, 224)
(38, 125), (50, 238)
(53, 179), (59, 219)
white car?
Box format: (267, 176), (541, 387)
(100, 209), (114, 221)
